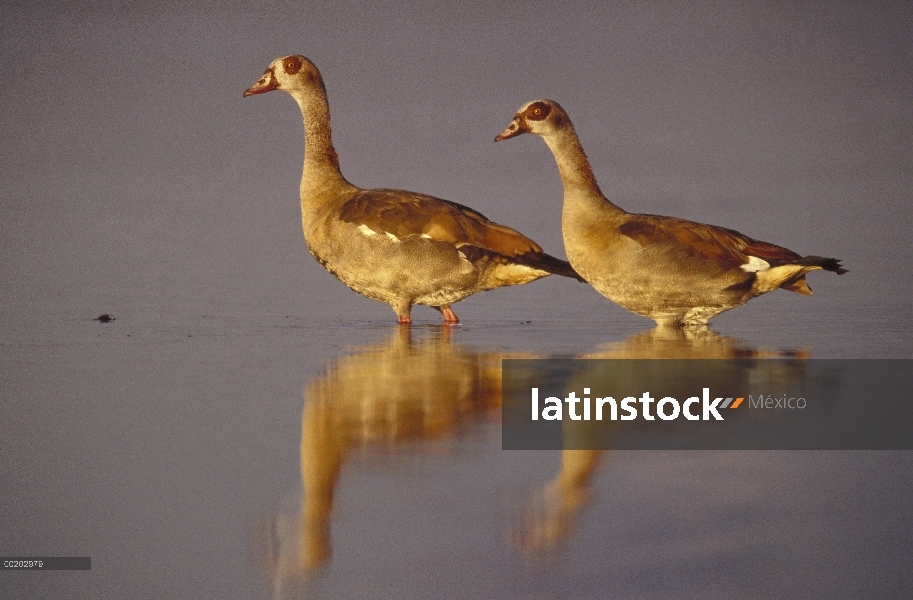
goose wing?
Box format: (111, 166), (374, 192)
(618, 216), (802, 269)
(339, 188), (544, 257)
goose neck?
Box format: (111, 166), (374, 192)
(542, 128), (602, 194)
(291, 89), (347, 186)
(541, 128), (625, 217)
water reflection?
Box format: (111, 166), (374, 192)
(259, 325), (813, 593)
(515, 326), (809, 552)
(589, 325), (809, 360)
(260, 326), (517, 587)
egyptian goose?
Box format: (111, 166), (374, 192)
(496, 99), (846, 327)
(244, 56), (581, 324)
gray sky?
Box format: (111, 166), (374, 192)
(2, 0), (911, 319)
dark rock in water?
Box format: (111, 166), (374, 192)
(95, 314), (115, 323)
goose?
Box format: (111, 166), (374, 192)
(244, 56), (581, 324)
(495, 99), (846, 327)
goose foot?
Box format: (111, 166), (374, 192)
(437, 305), (460, 324)
(397, 314), (412, 325)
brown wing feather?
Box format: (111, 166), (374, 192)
(339, 189), (542, 256)
(739, 239), (802, 262)
(619, 216), (804, 268)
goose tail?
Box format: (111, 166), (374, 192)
(798, 255), (848, 275)
(519, 252), (585, 282)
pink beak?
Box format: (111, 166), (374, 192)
(494, 117), (525, 142)
(244, 69), (278, 97)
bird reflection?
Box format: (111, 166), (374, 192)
(259, 326), (517, 585)
(256, 324), (813, 587)
(587, 324), (809, 360)
(515, 325), (809, 553)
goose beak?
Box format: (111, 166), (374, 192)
(494, 117), (526, 142)
(244, 69), (278, 97)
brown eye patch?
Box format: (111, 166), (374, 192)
(283, 56), (303, 75)
(524, 101), (550, 121)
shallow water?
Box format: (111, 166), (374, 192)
(1, 280), (911, 598)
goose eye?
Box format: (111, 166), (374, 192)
(283, 56), (302, 74)
(526, 102), (550, 120)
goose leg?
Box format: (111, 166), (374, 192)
(392, 300), (412, 325)
(437, 305), (460, 324)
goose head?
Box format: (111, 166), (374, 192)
(494, 99), (571, 141)
(243, 54), (325, 97)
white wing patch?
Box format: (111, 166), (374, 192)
(356, 224), (378, 237)
(741, 255), (771, 272)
